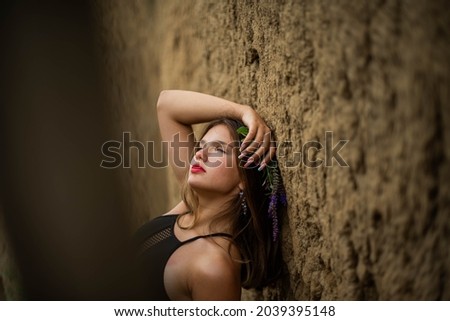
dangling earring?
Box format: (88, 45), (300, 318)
(239, 190), (247, 216)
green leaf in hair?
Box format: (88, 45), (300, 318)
(236, 126), (249, 137)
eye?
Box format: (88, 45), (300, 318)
(206, 142), (226, 153)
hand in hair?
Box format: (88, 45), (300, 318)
(240, 107), (276, 170)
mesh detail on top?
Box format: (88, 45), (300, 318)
(138, 226), (172, 255)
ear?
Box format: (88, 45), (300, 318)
(238, 181), (244, 191)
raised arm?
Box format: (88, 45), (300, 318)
(156, 90), (274, 182)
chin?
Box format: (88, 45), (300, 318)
(187, 176), (205, 190)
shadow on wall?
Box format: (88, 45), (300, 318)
(1, 0), (449, 300)
(0, 0), (149, 299)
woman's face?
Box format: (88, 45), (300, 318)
(188, 124), (242, 196)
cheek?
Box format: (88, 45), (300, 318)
(223, 163), (241, 186)
(205, 152), (238, 171)
(208, 157), (240, 185)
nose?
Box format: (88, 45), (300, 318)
(194, 146), (208, 162)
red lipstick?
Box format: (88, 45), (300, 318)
(191, 164), (206, 173)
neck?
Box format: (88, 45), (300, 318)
(190, 190), (236, 232)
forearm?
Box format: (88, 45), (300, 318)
(156, 89), (274, 172)
(157, 90), (249, 125)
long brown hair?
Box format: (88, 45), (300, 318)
(180, 118), (285, 289)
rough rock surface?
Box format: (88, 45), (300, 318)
(97, 0), (450, 300)
(1, 0), (449, 300)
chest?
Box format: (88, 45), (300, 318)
(163, 239), (202, 300)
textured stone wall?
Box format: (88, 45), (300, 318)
(95, 0), (169, 228)
(96, 0), (450, 300)
(2, 0), (448, 300)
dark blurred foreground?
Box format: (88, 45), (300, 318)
(0, 1), (145, 299)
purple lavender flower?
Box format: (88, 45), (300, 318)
(237, 126), (287, 242)
(268, 193), (279, 241)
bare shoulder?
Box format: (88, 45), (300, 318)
(194, 243), (238, 277)
(188, 238), (241, 300)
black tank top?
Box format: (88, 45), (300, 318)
(133, 214), (232, 300)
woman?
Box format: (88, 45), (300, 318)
(134, 90), (286, 300)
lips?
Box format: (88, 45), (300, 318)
(191, 164), (206, 173)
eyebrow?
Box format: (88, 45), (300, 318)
(199, 139), (228, 145)
(198, 139), (240, 150)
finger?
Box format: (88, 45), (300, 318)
(241, 140), (263, 168)
(238, 139), (259, 160)
(248, 129), (271, 156)
(242, 127), (271, 164)
(240, 127), (257, 151)
(242, 129), (265, 155)
(244, 140), (262, 154)
(243, 135), (271, 168)
(244, 146), (264, 168)
(248, 136), (270, 163)
(258, 143), (276, 171)
(238, 153), (254, 168)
